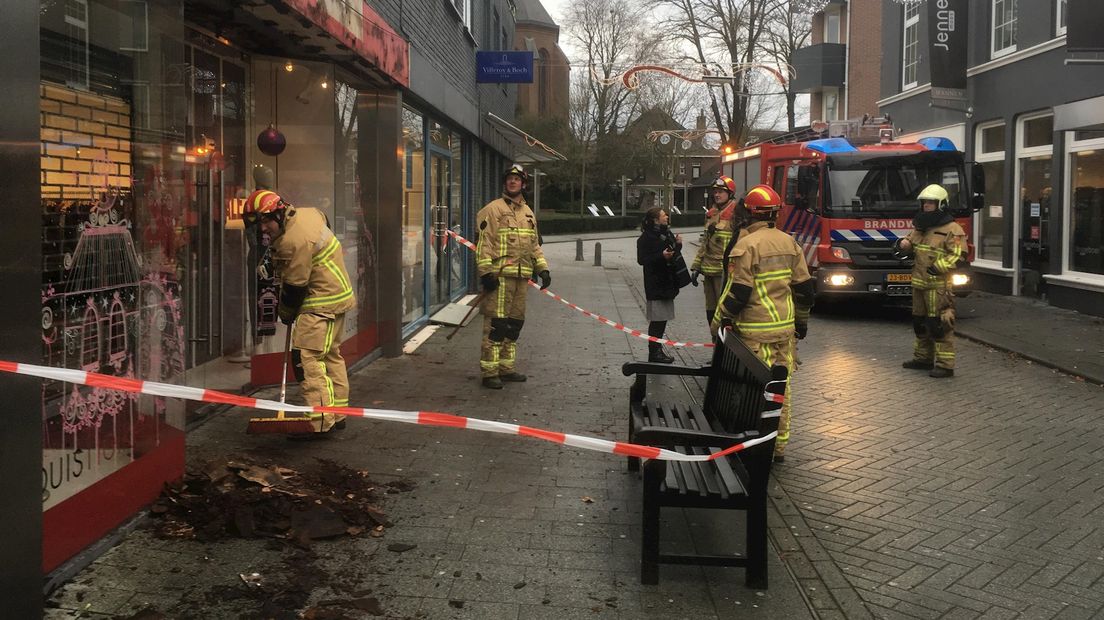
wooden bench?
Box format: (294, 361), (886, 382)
(621, 330), (788, 588)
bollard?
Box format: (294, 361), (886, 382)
(593, 242), (602, 267)
(575, 238), (584, 261)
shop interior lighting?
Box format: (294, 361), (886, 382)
(284, 61), (294, 72)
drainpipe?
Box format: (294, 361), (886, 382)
(843, 1), (852, 119)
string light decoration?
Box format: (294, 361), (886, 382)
(590, 62), (793, 91)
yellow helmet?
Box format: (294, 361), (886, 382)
(917, 184), (949, 211)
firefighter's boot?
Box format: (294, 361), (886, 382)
(902, 359), (931, 370)
(499, 372), (528, 382)
(929, 367), (954, 378)
(482, 376), (504, 389)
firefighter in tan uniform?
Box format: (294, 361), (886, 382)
(895, 184), (966, 378)
(245, 190), (355, 434)
(475, 164), (551, 390)
(691, 176), (748, 325)
(711, 185), (814, 463)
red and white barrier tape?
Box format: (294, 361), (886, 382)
(447, 230), (714, 348)
(0, 361), (776, 462)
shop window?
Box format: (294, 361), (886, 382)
(992, 0), (1018, 59)
(1068, 137), (1104, 276)
(1023, 115), (1054, 148)
(975, 122), (1007, 262)
(903, 2), (920, 89)
(824, 90), (838, 122)
(401, 106), (426, 326)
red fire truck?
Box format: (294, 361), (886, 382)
(720, 118), (984, 304)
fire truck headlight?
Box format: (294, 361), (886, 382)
(827, 274), (854, 287)
(951, 273), (970, 287)
(830, 246), (851, 260)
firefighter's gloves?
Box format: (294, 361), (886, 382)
(720, 317), (734, 333)
(480, 273), (499, 293)
(893, 238), (913, 259)
(690, 270), (701, 287)
(278, 304), (296, 325)
(707, 224), (717, 235)
(533, 270), (552, 290)
(926, 265), (942, 277)
(794, 322), (808, 340)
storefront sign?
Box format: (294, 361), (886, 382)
(476, 51), (534, 83)
(928, 0), (967, 103)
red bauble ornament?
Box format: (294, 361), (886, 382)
(257, 124), (287, 157)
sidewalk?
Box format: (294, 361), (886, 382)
(956, 290), (1104, 386)
(44, 231), (1104, 618)
(45, 237), (812, 619)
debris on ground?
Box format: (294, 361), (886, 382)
(149, 457), (413, 544)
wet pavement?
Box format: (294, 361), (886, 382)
(45, 230), (1104, 619)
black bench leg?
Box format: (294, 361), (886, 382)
(627, 418), (640, 472)
(745, 495), (768, 590)
(641, 459), (663, 584)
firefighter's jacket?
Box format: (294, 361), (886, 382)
(716, 221), (813, 344)
(905, 220), (966, 291)
(692, 200), (744, 275)
(475, 194), (548, 279)
(272, 206), (355, 315)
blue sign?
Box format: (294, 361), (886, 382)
(476, 51), (533, 83)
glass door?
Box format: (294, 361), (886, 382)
(429, 152), (452, 310)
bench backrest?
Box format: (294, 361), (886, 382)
(703, 331), (779, 435)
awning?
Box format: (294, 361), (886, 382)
(486, 113), (568, 163)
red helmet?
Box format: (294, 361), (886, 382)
(710, 176), (737, 195)
(743, 184), (783, 217)
(242, 189), (288, 226)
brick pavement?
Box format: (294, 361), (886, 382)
(46, 231), (1104, 619)
(46, 235), (811, 619)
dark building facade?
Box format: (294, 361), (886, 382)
(4, 0), (547, 613)
(878, 0), (1104, 316)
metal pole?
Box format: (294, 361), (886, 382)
(594, 242), (602, 267)
(533, 167), (541, 217)
(621, 176), (627, 217)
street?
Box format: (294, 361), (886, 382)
(47, 231), (1104, 619)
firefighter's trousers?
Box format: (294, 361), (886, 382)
(703, 275), (724, 324)
(742, 336), (795, 457)
(911, 287), (955, 370)
(293, 311), (348, 432)
(480, 276), (528, 378)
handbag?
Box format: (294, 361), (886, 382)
(670, 252), (692, 289)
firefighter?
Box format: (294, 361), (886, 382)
(711, 185), (814, 463)
(244, 189), (355, 433)
(475, 164), (551, 390)
(895, 184), (966, 378)
(691, 176), (748, 325)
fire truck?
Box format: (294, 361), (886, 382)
(720, 117), (984, 304)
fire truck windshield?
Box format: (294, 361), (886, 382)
(825, 154), (965, 218)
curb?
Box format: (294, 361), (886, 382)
(956, 328), (1104, 387)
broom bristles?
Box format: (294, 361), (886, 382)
(246, 412), (316, 435)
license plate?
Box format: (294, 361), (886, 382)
(886, 273), (911, 283)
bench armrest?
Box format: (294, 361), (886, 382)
(622, 362), (711, 378)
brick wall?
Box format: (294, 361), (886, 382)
(846, 0), (883, 118)
(40, 83), (132, 201)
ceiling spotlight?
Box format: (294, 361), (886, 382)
(320, 80), (329, 89)
(284, 61), (294, 72)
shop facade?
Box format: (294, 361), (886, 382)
(878, 1), (1104, 316)
(3, 1), (531, 611)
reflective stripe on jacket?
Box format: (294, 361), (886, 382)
(906, 220), (965, 291)
(476, 195), (548, 279)
(719, 221), (813, 343)
(692, 200), (744, 275)
(273, 207), (355, 313)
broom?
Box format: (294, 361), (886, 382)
(247, 322), (316, 434)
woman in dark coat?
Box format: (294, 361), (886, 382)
(637, 207), (683, 363)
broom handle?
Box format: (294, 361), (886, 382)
(279, 322), (293, 405)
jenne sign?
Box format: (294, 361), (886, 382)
(476, 51), (534, 83)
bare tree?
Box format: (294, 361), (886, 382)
(656, 0), (790, 145)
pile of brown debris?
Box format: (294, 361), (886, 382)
(150, 457), (414, 545)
